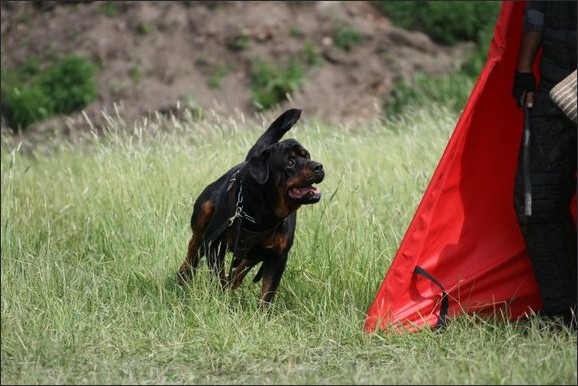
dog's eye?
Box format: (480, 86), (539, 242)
(287, 158), (296, 168)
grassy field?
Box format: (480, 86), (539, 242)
(1, 105), (576, 385)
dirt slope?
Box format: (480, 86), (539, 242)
(1, 1), (473, 137)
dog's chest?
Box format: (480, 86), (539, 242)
(224, 226), (288, 257)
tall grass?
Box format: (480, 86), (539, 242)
(1, 105), (576, 384)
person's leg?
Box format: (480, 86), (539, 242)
(514, 89), (577, 327)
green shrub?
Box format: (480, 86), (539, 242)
(39, 56), (98, 113)
(207, 63), (228, 89)
(332, 24), (365, 51)
(289, 26), (304, 38)
(1, 55), (98, 130)
(250, 59), (306, 111)
(228, 32), (251, 52)
(460, 21), (495, 78)
(384, 72), (475, 118)
(377, 1), (500, 118)
(100, 1), (119, 17)
(2, 84), (53, 129)
(130, 63), (143, 84)
(302, 39), (322, 67)
(373, 1), (500, 45)
(136, 22), (153, 35)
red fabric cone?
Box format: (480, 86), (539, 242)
(365, 1), (577, 334)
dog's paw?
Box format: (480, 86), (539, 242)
(176, 269), (193, 285)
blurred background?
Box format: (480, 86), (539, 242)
(0, 0), (500, 138)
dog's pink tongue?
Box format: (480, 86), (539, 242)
(289, 186), (319, 198)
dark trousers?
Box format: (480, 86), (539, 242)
(514, 81), (577, 322)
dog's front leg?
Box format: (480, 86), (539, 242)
(259, 256), (288, 309)
(230, 258), (259, 289)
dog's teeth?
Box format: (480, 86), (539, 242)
(289, 186), (320, 199)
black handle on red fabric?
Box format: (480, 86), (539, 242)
(414, 266), (449, 331)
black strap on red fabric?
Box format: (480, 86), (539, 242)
(413, 266), (449, 331)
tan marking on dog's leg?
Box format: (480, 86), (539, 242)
(230, 259), (258, 289)
(260, 279), (276, 310)
(178, 234), (201, 272)
(177, 200), (214, 284)
(259, 269), (278, 309)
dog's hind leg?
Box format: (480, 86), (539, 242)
(230, 258), (260, 290)
(177, 200), (215, 284)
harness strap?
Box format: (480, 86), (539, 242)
(228, 213), (244, 282)
(204, 169), (246, 243)
(202, 167), (281, 283)
(204, 188), (238, 244)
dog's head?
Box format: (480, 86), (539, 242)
(246, 138), (324, 213)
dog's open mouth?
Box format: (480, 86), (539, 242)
(288, 185), (321, 201)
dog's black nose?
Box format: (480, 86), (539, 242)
(312, 162), (324, 178)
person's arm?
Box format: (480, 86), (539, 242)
(514, 31), (542, 107)
(516, 31), (542, 73)
(512, 1), (545, 107)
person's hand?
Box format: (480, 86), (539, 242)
(512, 71), (536, 108)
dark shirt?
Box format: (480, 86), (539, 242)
(524, 1), (546, 32)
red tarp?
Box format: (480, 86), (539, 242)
(365, 1), (576, 334)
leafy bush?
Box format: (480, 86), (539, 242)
(38, 55), (98, 113)
(332, 24), (365, 51)
(460, 21), (496, 78)
(1, 55), (97, 130)
(302, 39), (322, 67)
(385, 72), (475, 118)
(228, 32), (251, 52)
(378, 1), (500, 118)
(250, 60), (306, 111)
(373, 1), (500, 45)
(136, 22), (153, 35)
(130, 63), (143, 84)
(100, 1), (119, 17)
(207, 63), (228, 89)
(2, 84), (53, 129)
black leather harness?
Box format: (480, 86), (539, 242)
(203, 168), (282, 278)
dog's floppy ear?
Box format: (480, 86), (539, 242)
(246, 147), (270, 184)
(245, 108), (301, 161)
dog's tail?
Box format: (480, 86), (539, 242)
(245, 108), (301, 160)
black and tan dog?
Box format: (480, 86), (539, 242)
(177, 108), (324, 308)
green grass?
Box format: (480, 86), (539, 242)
(1, 105), (576, 384)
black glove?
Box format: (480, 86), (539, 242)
(512, 71), (536, 107)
